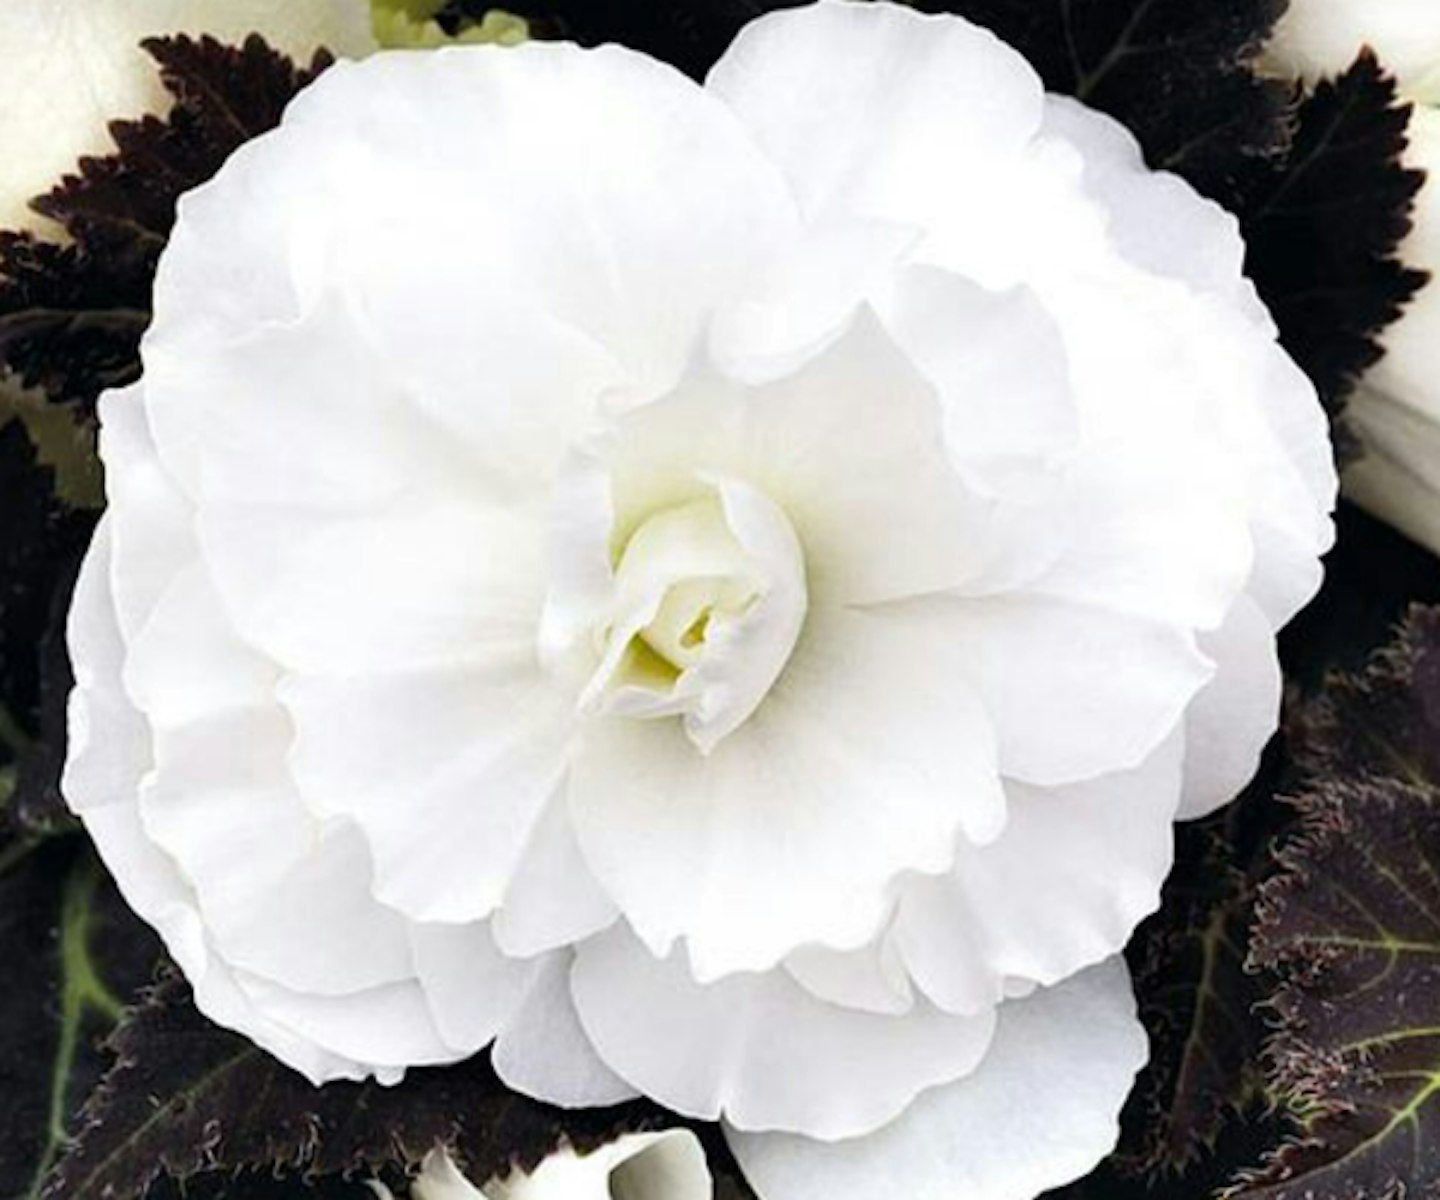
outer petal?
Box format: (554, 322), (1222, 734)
(97, 385), (195, 644)
(148, 295), (556, 676)
(568, 605), (1004, 979)
(491, 792), (620, 959)
(899, 594), (1209, 786)
(149, 39), (800, 484)
(706, 0), (1043, 224)
(409, 921), (539, 1055)
(1040, 95), (1336, 628)
(283, 656), (577, 924)
(235, 973), (454, 1071)
(1177, 595), (1283, 820)
(1039, 96), (1251, 308)
(492, 954), (640, 1109)
(63, 522), (374, 1084)
(726, 958), (1148, 1200)
(64, 521), (153, 817)
(570, 927), (996, 1139)
(892, 734), (1183, 1015)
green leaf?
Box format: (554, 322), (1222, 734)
(0, 834), (162, 1200)
(1233, 606), (1440, 1198)
(44, 978), (747, 1200)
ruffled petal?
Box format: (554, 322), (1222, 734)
(873, 266), (1078, 497)
(139, 701), (416, 998)
(709, 216), (917, 385)
(235, 972), (454, 1071)
(283, 656), (577, 924)
(605, 314), (1031, 608)
(96, 386), (196, 643)
(892, 734), (1183, 1014)
(152, 37), (798, 463)
(1177, 595), (1283, 820)
(568, 605), (1003, 979)
(706, 0), (1043, 225)
(492, 792), (620, 959)
(570, 927), (996, 1139)
(785, 938), (914, 1018)
(1039, 97), (1251, 307)
(726, 957), (1147, 1200)
(409, 921), (539, 1055)
(901, 593), (1209, 786)
(63, 520), (153, 816)
(64, 521), (375, 1084)
(492, 953), (640, 1108)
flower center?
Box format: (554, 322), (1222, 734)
(582, 479), (807, 753)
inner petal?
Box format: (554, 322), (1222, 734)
(579, 477), (808, 753)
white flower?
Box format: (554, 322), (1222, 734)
(0, 0), (376, 237)
(372, 1134), (711, 1200)
(62, 4), (1336, 1200)
(1265, 0), (1440, 98)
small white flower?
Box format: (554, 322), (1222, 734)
(63, 4), (1336, 1200)
(372, 1134), (711, 1200)
(1266, 0), (1440, 99)
(0, 0), (376, 237)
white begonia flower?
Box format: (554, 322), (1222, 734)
(62, 3), (1337, 1199)
(371, 1134), (711, 1200)
(1264, 7), (1440, 556)
(0, 0), (376, 237)
(1265, 0), (1440, 99)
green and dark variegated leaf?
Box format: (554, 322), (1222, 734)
(0, 835), (162, 1200)
(0, 35), (333, 420)
(1230, 606), (1440, 1199)
(45, 978), (749, 1200)
(0, 417), (93, 835)
(1239, 780), (1440, 1199)
(1115, 768), (1291, 1180)
(1237, 52), (1430, 420)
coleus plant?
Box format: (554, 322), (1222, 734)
(0, 2), (1435, 1199)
